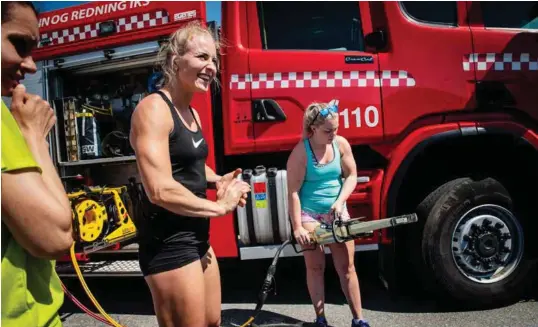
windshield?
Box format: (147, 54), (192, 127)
(33, 1), (91, 13)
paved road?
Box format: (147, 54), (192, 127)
(59, 253), (538, 327)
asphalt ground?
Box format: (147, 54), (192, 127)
(59, 252), (538, 327)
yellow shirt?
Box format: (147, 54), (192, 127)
(1, 101), (64, 327)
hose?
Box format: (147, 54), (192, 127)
(63, 235), (308, 327)
(61, 281), (114, 326)
(68, 243), (126, 327)
(239, 239), (315, 327)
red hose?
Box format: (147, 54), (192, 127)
(61, 281), (114, 326)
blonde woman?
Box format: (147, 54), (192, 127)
(287, 101), (370, 327)
(130, 22), (250, 327)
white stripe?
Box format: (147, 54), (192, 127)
(92, 118), (98, 156)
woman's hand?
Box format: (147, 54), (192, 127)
(217, 179), (251, 213)
(10, 84), (56, 141)
(330, 200), (344, 218)
(293, 226), (312, 246)
(217, 168), (248, 207)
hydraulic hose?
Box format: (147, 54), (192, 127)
(239, 239), (314, 327)
(64, 239), (296, 327)
(61, 281), (114, 326)
(68, 243), (126, 327)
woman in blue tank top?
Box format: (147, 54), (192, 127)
(287, 101), (370, 327)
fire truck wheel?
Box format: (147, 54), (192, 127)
(421, 177), (535, 308)
(406, 178), (471, 293)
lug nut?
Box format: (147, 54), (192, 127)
(483, 219), (492, 226)
(463, 235), (472, 242)
(495, 222), (504, 229)
(502, 233), (512, 240)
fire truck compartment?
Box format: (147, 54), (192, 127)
(45, 41), (160, 167)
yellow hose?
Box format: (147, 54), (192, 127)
(240, 316), (255, 327)
(70, 244), (125, 327)
(70, 242), (255, 327)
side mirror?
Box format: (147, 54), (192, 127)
(365, 29), (387, 51)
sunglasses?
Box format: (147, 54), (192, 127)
(310, 103), (338, 126)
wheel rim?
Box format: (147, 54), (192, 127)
(451, 204), (524, 284)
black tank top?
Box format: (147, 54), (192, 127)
(156, 90), (208, 199)
(135, 91), (211, 251)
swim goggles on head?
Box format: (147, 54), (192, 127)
(311, 103), (338, 125)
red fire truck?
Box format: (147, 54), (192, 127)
(26, 1), (537, 308)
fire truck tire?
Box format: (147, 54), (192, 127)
(406, 178), (471, 292)
(421, 177), (535, 308)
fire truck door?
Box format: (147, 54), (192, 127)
(466, 2), (538, 121)
(245, 1), (383, 153)
(374, 2), (475, 139)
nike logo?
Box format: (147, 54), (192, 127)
(192, 138), (204, 148)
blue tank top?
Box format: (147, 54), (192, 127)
(299, 138), (343, 214)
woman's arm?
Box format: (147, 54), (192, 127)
(186, 108), (248, 206)
(335, 136), (358, 205)
(130, 96), (242, 217)
(287, 142), (312, 245)
(287, 143), (306, 231)
(205, 164), (222, 186)
(192, 109), (223, 187)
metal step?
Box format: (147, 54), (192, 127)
(56, 260), (142, 277)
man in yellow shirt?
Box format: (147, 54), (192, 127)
(2, 2), (74, 326)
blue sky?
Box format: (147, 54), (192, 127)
(33, 1), (222, 25)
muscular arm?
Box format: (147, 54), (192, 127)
(335, 136), (357, 204)
(130, 96), (227, 218)
(1, 139), (73, 259)
(286, 142), (306, 231)
(26, 137), (72, 215)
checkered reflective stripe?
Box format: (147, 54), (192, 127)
(117, 10), (168, 32)
(229, 71), (416, 90)
(39, 10), (169, 47)
(463, 53), (538, 71)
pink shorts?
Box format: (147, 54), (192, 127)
(301, 206), (351, 225)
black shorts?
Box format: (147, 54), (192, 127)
(137, 213), (211, 276)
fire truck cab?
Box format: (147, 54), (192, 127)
(20, 1), (538, 308)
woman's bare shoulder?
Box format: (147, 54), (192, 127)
(336, 135), (351, 154)
(288, 139), (307, 164)
(135, 93), (167, 112)
(132, 93), (173, 130)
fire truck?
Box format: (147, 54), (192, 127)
(24, 1), (537, 308)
